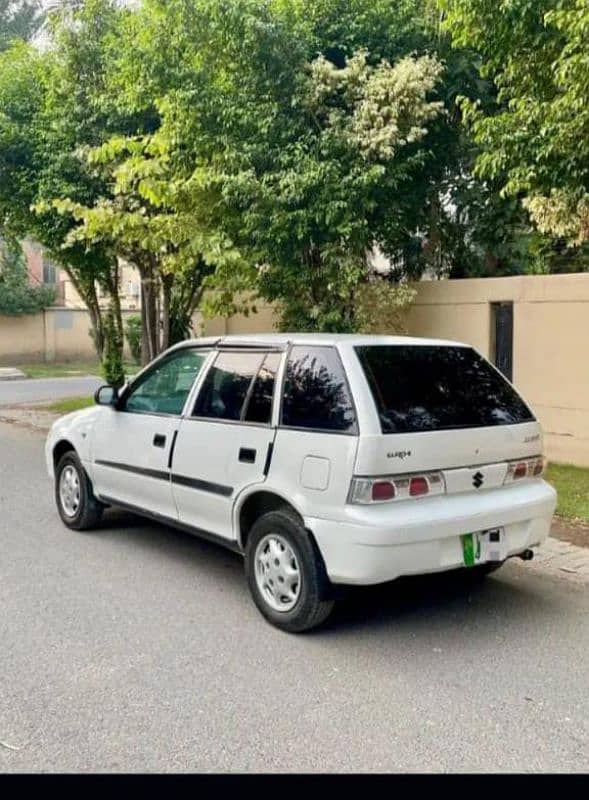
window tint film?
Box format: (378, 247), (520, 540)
(244, 353), (282, 424)
(193, 351), (264, 421)
(282, 346), (357, 433)
(125, 349), (209, 416)
(356, 345), (534, 434)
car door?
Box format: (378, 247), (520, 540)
(171, 349), (283, 540)
(91, 347), (211, 519)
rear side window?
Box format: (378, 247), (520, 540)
(193, 352), (264, 421)
(356, 345), (534, 434)
(281, 346), (357, 433)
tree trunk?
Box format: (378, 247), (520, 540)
(140, 269), (159, 365)
(87, 298), (104, 358)
(63, 265), (104, 358)
(104, 260), (124, 363)
(161, 273), (173, 351)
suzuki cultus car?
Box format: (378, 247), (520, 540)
(46, 335), (557, 631)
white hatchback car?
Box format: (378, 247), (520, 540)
(46, 334), (557, 632)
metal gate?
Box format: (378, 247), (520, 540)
(492, 302), (513, 381)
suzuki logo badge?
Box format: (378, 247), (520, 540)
(472, 471), (484, 489)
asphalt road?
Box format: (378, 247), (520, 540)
(0, 376), (102, 406)
(1, 421), (588, 773)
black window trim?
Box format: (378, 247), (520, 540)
(241, 351), (283, 425)
(117, 346), (214, 419)
(278, 343), (359, 436)
(239, 353), (267, 423)
(216, 342), (287, 352)
(189, 347), (283, 428)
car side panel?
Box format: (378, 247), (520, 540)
(46, 406), (105, 480)
(267, 428), (359, 522)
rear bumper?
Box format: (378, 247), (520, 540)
(305, 480), (557, 585)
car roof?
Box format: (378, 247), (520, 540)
(172, 333), (468, 349)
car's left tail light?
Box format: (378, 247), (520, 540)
(348, 471), (445, 504)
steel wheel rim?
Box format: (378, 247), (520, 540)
(59, 464), (81, 518)
(254, 534), (301, 612)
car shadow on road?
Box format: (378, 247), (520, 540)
(327, 566), (555, 640)
(98, 505), (244, 571)
(98, 506), (555, 639)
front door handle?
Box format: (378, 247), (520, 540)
(239, 447), (256, 464)
(153, 434), (167, 448)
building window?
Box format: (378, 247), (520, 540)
(42, 259), (57, 285)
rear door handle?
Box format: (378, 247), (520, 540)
(239, 447), (256, 464)
(153, 434), (167, 448)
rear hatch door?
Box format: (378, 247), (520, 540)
(353, 344), (542, 483)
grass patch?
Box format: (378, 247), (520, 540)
(19, 361), (139, 380)
(20, 361), (102, 379)
(46, 396), (96, 414)
(545, 462), (589, 523)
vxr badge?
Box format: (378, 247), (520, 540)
(472, 471), (484, 489)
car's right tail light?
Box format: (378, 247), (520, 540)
(503, 456), (545, 484)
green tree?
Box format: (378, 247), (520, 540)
(0, 237), (55, 314)
(0, 2), (132, 370)
(441, 0), (589, 256)
(124, 313), (142, 364)
(54, 133), (216, 362)
(101, 304), (124, 386)
(98, 0), (446, 331)
(107, 0), (554, 319)
(0, 1), (42, 51)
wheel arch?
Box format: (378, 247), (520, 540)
(235, 487), (305, 551)
(52, 438), (77, 471)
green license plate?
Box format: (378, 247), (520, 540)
(461, 532), (481, 566)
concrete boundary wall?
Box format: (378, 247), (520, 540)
(1, 274), (588, 466)
(406, 274), (589, 467)
(0, 308), (138, 365)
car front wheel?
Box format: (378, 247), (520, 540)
(55, 451), (103, 531)
(245, 508), (335, 633)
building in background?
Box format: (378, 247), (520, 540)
(63, 261), (141, 311)
(22, 240), (141, 310)
(21, 240), (65, 305)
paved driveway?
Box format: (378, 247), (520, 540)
(1, 421), (588, 772)
(0, 376), (102, 406)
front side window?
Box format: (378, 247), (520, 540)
(124, 349), (209, 416)
(356, 345), (535, 434)
(281, 346), (357, 433)
(193, 351), (266, 422)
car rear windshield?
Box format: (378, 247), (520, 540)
(355, 345), (535, 433)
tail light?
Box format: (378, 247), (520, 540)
(348, 471), (445, 505)
(504, 456), (545, 484)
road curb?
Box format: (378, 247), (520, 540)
(526, 536), (589, 584)
(0, 368), (26, 381)
(0, 409), (58, 433)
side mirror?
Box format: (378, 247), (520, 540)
(94, 385), (119, 407)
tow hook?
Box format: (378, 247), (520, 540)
(519, 549), (534, 561)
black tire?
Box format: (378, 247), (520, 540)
(245, 508), (335, 633)
(55, 451), (104, 531)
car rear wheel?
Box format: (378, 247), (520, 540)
(245, 508), (335, 633)
(55, 451), (103, 531)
